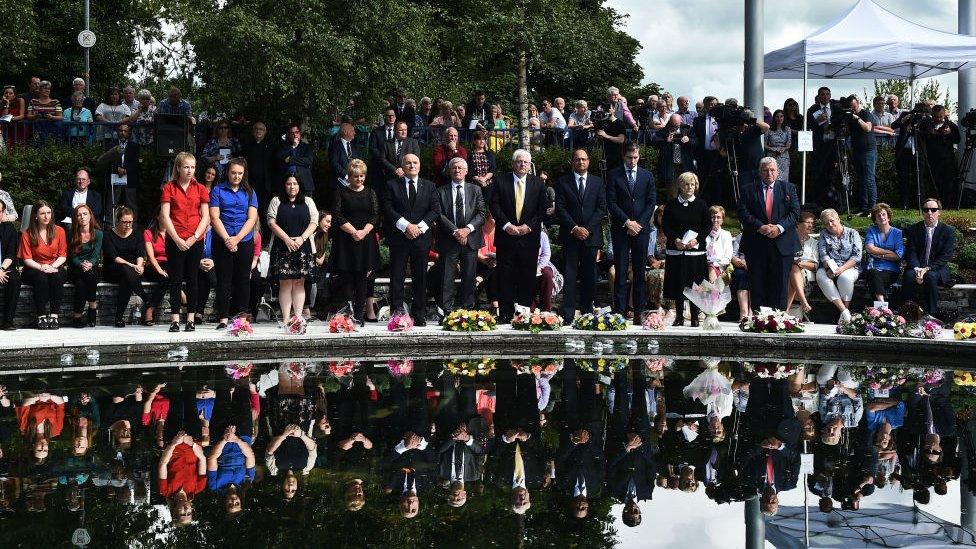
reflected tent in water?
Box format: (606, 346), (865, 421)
(0, 357), (975, 547)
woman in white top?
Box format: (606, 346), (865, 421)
(94, 87), (132, 143)
(705, 205), (733, 281)
(786, 211), (819, 317)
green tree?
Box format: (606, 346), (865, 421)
(870, 78), (956, 114)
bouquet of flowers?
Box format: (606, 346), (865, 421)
(227, 316), (253, 337)
(683, 358), (732, 417)
(644, 358), (671, 379)
(836, 307), (908, 337)
(282, 361), (313, 380)
(683, 278), (731, 330)
(739, 310), (804, 334)
(443, 309), (496, 332)
(443, 358), (496, 377)
(224, 362), (254, 380)
(512, 358), (561, 377)
(387, 313), (415, 333)
(572, 312), (627, 331)
(920, 320), (943, 339)
(511, 309), (562, 333)
(856, 365), (910, 394)
(326, 360), (358, 378)
(328, 312), (357, 333)
(955, 371), (976, 387)
(577, 357), (628, 375)
(386, 359), (414, 377)
(641, 309), (667, 331)
(742, 362), (798, 379)
(954, 321), (976, 340)
(284, 314), (307, 335)
(906, 368), (945, 385)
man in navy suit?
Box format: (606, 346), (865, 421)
(55, 168), (103, 228)
(276, 123), (315, 194)
(383, 154), (441, 325)
(490, 149), (551, 322)
(736, 157), (800, 311)
(368, 107), (399, 194)
(555, 149), (607, 321)
(901, 198), (956, 318)
(329, 122), (363, 191)
(606, 144), (656, 317)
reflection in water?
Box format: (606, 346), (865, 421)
(0, 359), (971, 547)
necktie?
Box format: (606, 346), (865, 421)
(513, 442), (525, 488)
(764, 184), (774, 223)
(454, 185), (465, 227)
(575, 474), (587, 497)
(515, 179), (524, 223)
(578, 175), (585, 198)
(453, 444), (465, 481)
(627, 169), (635, 193)
(924, 228), (933, 266)
(626, 474), (637, 500)
(395, 140), (401, 156)
(765, 452), (775, 488)
(402, 467), (416, 494)
(345, 141), (351, 158)
(408, 179), (417, 208)
(387, 127), (393, 140)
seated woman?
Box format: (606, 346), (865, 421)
(102, 386), (143, 453)
(0, 198), (21, 331)
(65, 392), (100, 457)
(476, 215), (498, 315)
(730, 233), (750, 320)
(816, 209), (862, 323)
(863, 202), (904, 303)
(816, 363), (863, 446)
(67, 204), (103, 328)
(17, 392), (65, 466)
(143, 209), (171, 326)
(645, 205), (669, 312)
(786, 211), (818, 318)
(532, 227), (562, 312)
(705, 205), (733, 281)
(18, 201), (67, 329)
(266, 424), (317, 501)
(104, 207), (159, 327)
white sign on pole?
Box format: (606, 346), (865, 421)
(797, 131), (814, 152)
(72, 528), (91, 547)
(77, 30), (96, 48)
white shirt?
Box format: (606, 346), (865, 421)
(704, 116), (718, 150)
(502, 175), (528, 232)
(706, 229), (734, 268)
(64, 189), (88, 224)
(452, 181), (476, 233)
(394, 177), (430, 234)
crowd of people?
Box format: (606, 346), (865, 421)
(0, 81), (966, 330)
(0, 359), (961, 529)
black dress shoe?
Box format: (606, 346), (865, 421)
(672, 316), (685, 327)
(184, 321), (196, 332)
(414, 319), (427, 327)
(215, 322), (227, 330)
(50, 317), (60, 330)
(87, 308), (98, 327)
(114, 320), (126, 328)
(2, 323), (16, 331)
(73, 316), (86, 329)
(690, 316), (700, 328)
(169, 321), (181, 332)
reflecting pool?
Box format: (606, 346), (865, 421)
(0, 357), (973, 548)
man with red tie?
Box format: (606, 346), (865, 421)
(736, 157), (800, 311)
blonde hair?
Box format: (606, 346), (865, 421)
(676, 172), (699, 194)
(170, 151), (197, 182)
(347, 158), (367, 177)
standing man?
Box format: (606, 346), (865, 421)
(382, 121), (421, 182)
(329, 122), (363, 190)
(97, 122), (141, 222)
(370, 107), (399, 194)
(490, 149), (550, 322)
(806, 87), (834, 205)
(436, 158), (486, 313)
(383, 154), (440, 325)
(555, 149), (606, 321)
(736, 158), (800, 311)
(900, 198), (955, 318)
(606, 144), (656, 317)
(595, 104), (628, 171)
(692, 96), (720, 198)
(276, 123), (315, 195)
(392, 90), (416, 133)
(922, 106), (961, 207)
(845, 96), (878, 216)
(241, 121), (276, 226)
(463, 91), (491, 134)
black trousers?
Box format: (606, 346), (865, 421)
(901, 269), (943, 316)
(476, 263), (498, 303)
(562, 240), (598, 320)
(68, 264), (100, 313)
(389, 241), (429, 319)
(209, 383), (254, 438)
(196, 266), (217, 317)
(164, 239), (203, 315)
(213, 241), (252, 319)
(105, 263), (151, 322)
(143, 262), (170, 309)
(339, 270), (368, 318)
(746, 244), (792, 311)
(497, 242), (539, 322)
(22, 267), (66, 316)
(866, 268), (898, 299)
(0, 268), (21, 324)
(439, 244), (478, 311)
(249, 268), (269, 316)
(611, 231), (651, 315)
(895, 147), (916, 209)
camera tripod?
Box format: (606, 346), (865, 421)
(910, 119), (942, 213)
(721, 136), (742, 204)
(829, 137), (853, 219)
(955, 128), (976, 209)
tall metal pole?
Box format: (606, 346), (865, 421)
(962, 422), (976, 532)
(960, 0), (976, 118)
(744, 0), (765, 111)
(801, 62), (808, 204)
(745, 495), (765, 549)
(83, 0), (90, 83)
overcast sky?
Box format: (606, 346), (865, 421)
(606, 0), (961, 113)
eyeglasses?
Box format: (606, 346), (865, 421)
(118, 220), (133, 225)
(922, 207), (940, 213)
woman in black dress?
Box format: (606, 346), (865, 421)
(103, 206), (163, 327)
(662, 172), (711, 327)
(267, 174), (318, 322)
(330, 159), (380, 325)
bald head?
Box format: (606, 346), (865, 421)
(402, 153), (420, 178)
(669, 113), (682, 127)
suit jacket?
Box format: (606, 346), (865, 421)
(241, 137), (277, 195)
(393, 103), (417, 131)
(651, 125), (697, 182)
(328, 139), (364, 188)
(463, 101), (492, 129)
(381, 137), (421, 180)
(382, 176), (440, 249)
(489, 436), (546, 490)
(606, 165), (656, 237)
(56, 187), (103, 224)
(387, 446), (438, 494)
(906, 379), (956, 439)
(555, 172), (606, 248)
(736, 179), (801, 257)
(437, 438), (485, 483)
(556, 439), (605, 496)
(738, 444), (800, 493)
(276, 141), (315, 192)
(740, 379), (800, 449)
(436, 182), (486, 252)
(433, 145), (469, 187)
(904, 222), (955, 283)
(489, 173), (550, 251)
(97, 139), (141, 189)
(0, 222), (19, 267)
(607, 443), (657, 501)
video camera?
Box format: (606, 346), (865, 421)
(592, 106), (612, 132)
(829, 96), (855, 127)
(709, 103), (756, 141)
(961, 108), (976, 131)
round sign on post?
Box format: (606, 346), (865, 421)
(71, 528), (91, 547)
(77, 30), (96, 48)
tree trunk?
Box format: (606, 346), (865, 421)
(517, 49), (530, 150)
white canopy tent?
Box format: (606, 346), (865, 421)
(762, 0), (976, 202)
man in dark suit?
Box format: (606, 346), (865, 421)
(434, 372), (484, 503)
(369, 107), (399, 193)
(490, 363), (548, 514)
(381, 121), (421, 182)
(392, 90), (417, 133)
(555, 149), (607, 321)
(383, 154), (441, 325)
(490, 149), (551, 322)
(606, 363), (657, 527)
(556, 362), (605, 518)
(436, 158), (486, 312)
(241, 121), (277, 225)
(328, 122), (363, 191)
(606, 144), (656, 317)
(386, 367), (437, 518)
(806, 86), (835, 205)
(692, 96), (720, 197)
(276, 123), (315, 194)
(736, 157), (801, 311)
(901, 198), (956, 318)
(97, 122), (140, 223)
(56, 168), (103, 228)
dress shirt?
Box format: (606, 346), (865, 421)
(452, 181), (475, 232)
(63, 189), (88, 224)
(704, 116), (718, 150)
(394, 177), (430, 234)
(394, 436), (429, 454)
(502, 175), (527, 232)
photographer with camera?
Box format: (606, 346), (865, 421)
(838, 95), (878, 216)
(717, 104), (769, 206)
(891, 103), (930, 209)
(593, 104), (628, 171)
(651, 113), (696, 197)
(922, 105), (960, 207)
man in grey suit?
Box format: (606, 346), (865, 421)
(381, 121), (421, 182)
(436, 158), (487, 312)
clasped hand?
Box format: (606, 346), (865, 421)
(758, 224), (781, 238)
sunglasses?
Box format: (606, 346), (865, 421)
(922, 207), (940, 213)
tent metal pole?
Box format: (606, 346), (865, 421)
(802, 62), (808, 204)
(804, 474), (810, 547)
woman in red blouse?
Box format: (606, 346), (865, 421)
(143, 208), (171, 326)
(16, 392), (65, 465)
(158, 431), (207, 525)
(18, 200), (67, 329)
(159, 152), (211, 332)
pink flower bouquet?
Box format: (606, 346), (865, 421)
(228, 316), (253, 337)
(683, 278), (731, 330)
(641, 310), (667, 331)
(224, 362), (254, 380)
(387, 359), (414, 377)
(285, 314), (307, 335)
(327, 360), (358, 378)
(511, 310), (562, 333)
(387, 313), (415, 333)
(329, 313), (357, 333)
